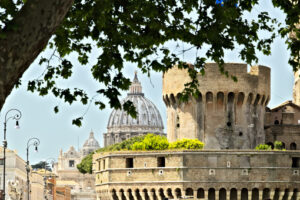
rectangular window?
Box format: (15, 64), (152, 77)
(292, 157), (300, 168)
(0, 159), (4, 165)
(69, 160), (75, 167)
(157, 157), (165, 167)
(103, 159), (106, 170)
(126, 158), (134, 168)
(98, 161), (101, 171)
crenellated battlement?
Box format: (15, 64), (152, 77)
(163, 63), (270, 103)
(162, 63), (271, 149)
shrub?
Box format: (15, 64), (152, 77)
(132, 134), (169, 150)
(255, 144), (272, 150)
(169, 138), (204, 150)
(274, 141), (283, 150)
(96, 135), (146, 153)
(78, 134), (205, 174)
(77, 152), (93, 174)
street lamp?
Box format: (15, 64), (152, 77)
(43, 158), (55, 200)
(2, 109), (22, 199)
(26, 137), (40, 200)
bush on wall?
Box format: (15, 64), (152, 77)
(169, 138), (204, 150)
(274, 141), (284, 150)
(255, 144), (272, 150)
(255, 141), (285, 151)
(132, 134), (169, 150)
(77, 134), (205, 174)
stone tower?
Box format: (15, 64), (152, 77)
(163, 63), (270, 149)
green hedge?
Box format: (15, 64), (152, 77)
(132, 134), (169, 150)
(255, 144), (272, 150)
(169, 138), (204, 149)
(77, 134), (205, 174)
(255, 141), (285, 151)
(77, 153), (93, 174)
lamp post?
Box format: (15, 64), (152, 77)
(43, 158), (55, 200)
(26, 137), (40, 200)
(2, 109), (22, 199)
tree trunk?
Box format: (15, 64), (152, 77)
(0, 0), (74, 111)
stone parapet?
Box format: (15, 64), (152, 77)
(163, 63), (270, 98)
(93, 150), (299, 200)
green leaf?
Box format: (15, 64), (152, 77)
(72, 117), (83, 127)
(54, 106), (59, 113)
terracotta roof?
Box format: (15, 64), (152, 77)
(271, 100), (300, 111)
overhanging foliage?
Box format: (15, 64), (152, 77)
(1, 0), (299, 125)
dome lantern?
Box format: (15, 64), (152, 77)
(128, 71), (143, 95)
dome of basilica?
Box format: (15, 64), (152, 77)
(82, 131), (100, 155)
(83, 131), (99, 148)
(104, 72), (165, 147)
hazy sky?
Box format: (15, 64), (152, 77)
(0, 1), (294, 165)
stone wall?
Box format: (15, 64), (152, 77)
(265, 125), (300, 150)
(162, 63), (270, 149)
(93, 150), (300, 200)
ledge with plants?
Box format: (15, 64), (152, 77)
(77, 134), (204, 174)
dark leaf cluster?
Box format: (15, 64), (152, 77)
(2, 0), (299, 125)
(31, 161), (52, 171)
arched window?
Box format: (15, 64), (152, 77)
(237, 92), (245, 106)
(208, 188), (215, 200)
(206, 92), (213, 102)
(252, 188), (259, 200)
(241, 188), (248, 200)
(263, 188), (270, 200)
(290, 142), (297, 150)
(230, 188), (237, 200)
(217, 92), (224, 110)
(167, 188), (173, 199)
(282, 142), (286, 149)
(175, 188), (182, 198)
(219, 188), (226, 200)
(185, 188), (193, 196)
(197, 188), (204, 199)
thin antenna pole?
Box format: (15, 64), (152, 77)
(77, 135), (79, 151)
(182, 42), (185, 60)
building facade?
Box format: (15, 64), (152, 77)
(31, 171), (44, 200)
(0, 147), (28, 200)
(54, 131), (99, 200)
(265, 101), (300, 150)
(104, 73), (165, 147)
(94, 150), (300, 200)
